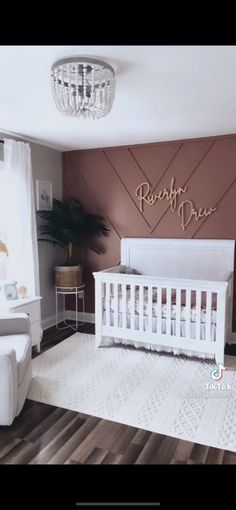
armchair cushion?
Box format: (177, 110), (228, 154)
(0, 313), (32, 425)
(0, 348), (17, 425)
(0, 334), (31, 385)
(0, 313), (30, 336)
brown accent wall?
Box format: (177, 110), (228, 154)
(63, 135), (236, 329)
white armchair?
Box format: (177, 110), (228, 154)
(0, 313), (32, 426)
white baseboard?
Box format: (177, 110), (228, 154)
(230, 332), (236, 344)
(42, 310), (95, 330)
(41, 312), (64, 330)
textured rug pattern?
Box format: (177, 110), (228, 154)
(28, 333), (236, 452)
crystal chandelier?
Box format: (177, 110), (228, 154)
(51, 57), (116, 119)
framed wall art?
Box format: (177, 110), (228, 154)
(36, 180), (52, 211)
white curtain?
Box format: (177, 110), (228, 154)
(0, 139), (40, 296)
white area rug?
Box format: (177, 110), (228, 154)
(28, 333), (236, 452)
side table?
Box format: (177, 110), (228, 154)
(55, 285), (86, 331)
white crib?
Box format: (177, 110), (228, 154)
(93, 238), (235, 364)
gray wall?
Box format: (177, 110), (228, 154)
(31, 143), (63, 325)
(0, 134), (63, 326)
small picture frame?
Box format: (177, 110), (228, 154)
(4, 283), (18, 300)
(36, 180), (52, 211)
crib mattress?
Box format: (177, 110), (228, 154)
(104, 291), (217, 324)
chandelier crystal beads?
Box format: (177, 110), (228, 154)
(51, 57), (116, 119)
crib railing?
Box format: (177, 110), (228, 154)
(94, 270), (229, 364)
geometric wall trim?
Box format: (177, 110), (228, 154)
(63, 134), (236, 328)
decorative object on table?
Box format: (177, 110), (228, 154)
(17, 285), (28, 298)
(4, 282), (18, 300)
(0, 239), (8, 256)
(36, 180), (52, 211)
(37, 197), (110, 287)
(0, 239), (8, 279)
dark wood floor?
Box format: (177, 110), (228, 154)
(0, 323), (236, 465)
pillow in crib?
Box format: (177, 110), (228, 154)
(117, 265), (141, 275)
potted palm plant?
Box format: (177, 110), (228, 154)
(37, 197), (110, 288)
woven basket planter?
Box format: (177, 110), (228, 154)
(54, 265), (83, 289)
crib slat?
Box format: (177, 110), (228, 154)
(113, 282), (118, 328)
(105, 282), (110, 326)
(95, 277), (103, 346)
(130, 284), (135, 330)
(206, 291), (212, 342)
(176, 288), (181, 337)
(102, 282), (105, 325)
(157, 287), (162, 335)
(166, 287), (171, 336)
(196, 289), (202, 341)
(122, 283), (126, 329)
(148, 285), (153, 333)
(216, 290), (226, 365)
(186, 289), (191, 339)
(139, 285), (144, 332)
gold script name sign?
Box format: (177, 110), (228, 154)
(135, 178), (216, 231)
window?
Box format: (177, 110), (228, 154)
(0, 160), (10, 279)
(0, 139), (39, 296)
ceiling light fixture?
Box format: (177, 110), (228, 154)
(51, 57), (116, 119)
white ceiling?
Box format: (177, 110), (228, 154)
(1, 45), (236, 151)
